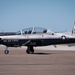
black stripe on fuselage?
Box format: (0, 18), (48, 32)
(1, 38), (75, 47)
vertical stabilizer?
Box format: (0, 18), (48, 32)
(72, 21), (75, 35)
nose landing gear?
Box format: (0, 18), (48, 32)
(4, 47), (9, 54)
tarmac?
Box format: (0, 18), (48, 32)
(0, 45), (75, 75)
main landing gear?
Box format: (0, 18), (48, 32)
(4, 47), (9, 54)
(26, 46), (34, 54)
(4, 46), (34, 54)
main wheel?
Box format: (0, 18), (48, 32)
(26, 46), (34, 54)
(4, 50), (9, 54)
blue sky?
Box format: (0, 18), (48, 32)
(0, 0), (75, 32)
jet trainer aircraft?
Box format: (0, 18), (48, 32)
(0, 25), (75, 54)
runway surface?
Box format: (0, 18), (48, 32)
(0, 46), (75, 75)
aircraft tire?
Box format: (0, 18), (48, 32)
(4, 50), (9, 54)
(26, 48), (34, 54)
(26, 49), (30, 54)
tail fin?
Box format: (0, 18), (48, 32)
(72, 21), (75, 35)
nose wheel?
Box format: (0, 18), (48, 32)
(26, 46), (34, 54)
(4, 47), (9, 54)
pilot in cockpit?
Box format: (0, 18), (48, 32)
(28, 30), (32, 34)
(43, 29), (47, 33)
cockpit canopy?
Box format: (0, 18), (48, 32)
(16, 27), (47, 35)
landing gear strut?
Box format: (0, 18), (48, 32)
(4, 47), (9, 54)
(26, 46), (34, 54)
